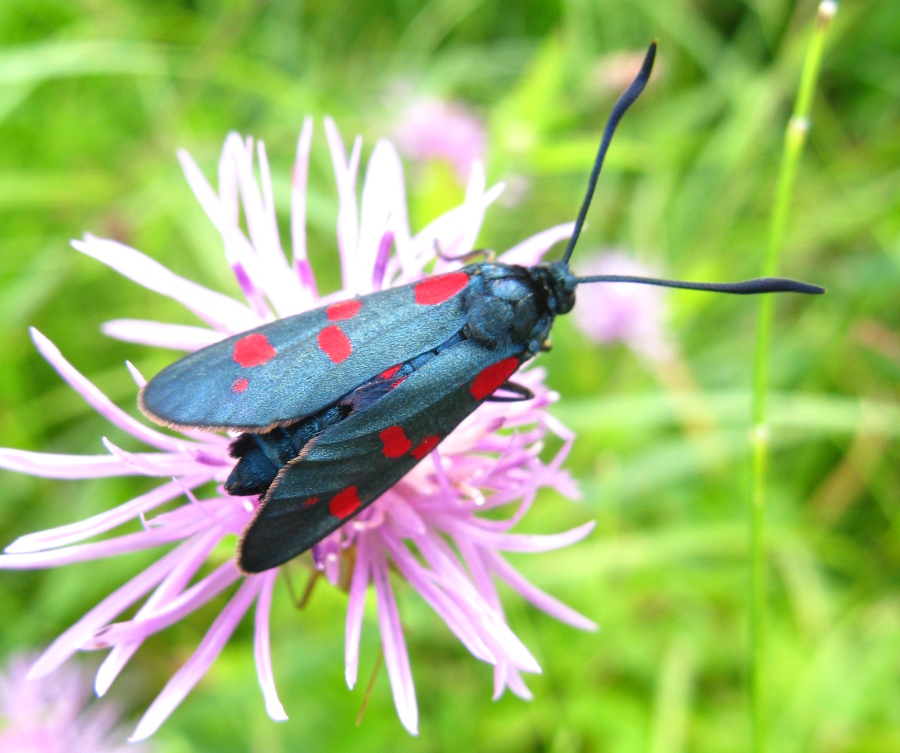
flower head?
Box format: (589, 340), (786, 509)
(393, 99), (486, 183)
(0, 653), (142, 753)
(0, 118), (593, 738)
(573, 250), (674, 362)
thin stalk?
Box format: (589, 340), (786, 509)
(750, 4), (837, 753)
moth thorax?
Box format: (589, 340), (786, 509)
(467, 297), (517, 347)
(466, 274), (542, 348)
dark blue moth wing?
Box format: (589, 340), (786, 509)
(139, 271), (475, 431)
(237, 338), (522, 572)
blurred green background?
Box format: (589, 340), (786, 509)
(1, 0), (898, 751)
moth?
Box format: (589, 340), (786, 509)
(139, 43), (822, 573)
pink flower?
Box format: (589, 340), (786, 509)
(0, 653), (144, 753)
(0, 118), (594, 739)
(393, 99), (486, 183)
(573, 251), (674, 362)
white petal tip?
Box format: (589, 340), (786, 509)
(26, 660), (53, 682)
(266, 705), (289, 722)
(4, 537), (38, 554)
(129, 718), (160, 743)
(124, 361), (147, 387)
(400, 720), (419, 736)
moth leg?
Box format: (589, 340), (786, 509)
(485, 381), (534, 402)
(356, 648), (384, 726)
(282, 565), (320, 609)
(433, 240), (496, 263)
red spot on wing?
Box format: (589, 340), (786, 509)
(414, 271), (469, 305)
(470, 357), (519, 400)
(411, 435), (440, 460)
(329, 487), (361, 519)
(318, 325), (353, 363)
(327, 299), (361, 321)
(380, 426), (412, 458)
(380, 365), (401, 380)
(232, 378), (249, 394)
(390, 377), (407, 390)
(303, 496), (319, 507)
(233, 333), (276, 368)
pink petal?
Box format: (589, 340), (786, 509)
(5, 474), (213, 554)
(255, 140), (291, 271)
(148, 495), (246, 534)
(101, 319), (223, 351)
(370, 545), (418, 735)
(27, 538), (200, 679)
(291, 118), (318, 301)
(486, 551), (596, 631)
(383, 498), (426, 537)
(499, 222), (575, 266)
(436, 518), (596, 553)
(100, 437), (213, 477)
(493, 662), (533, 701)
(290, 120), (313, 268)
(88, 561), (242, 647)
(356, 140), (411, 293)
(380, 530), (495, 664)
(179, 147), (232, 246)
(95, 528), (223, 696)
(210, 138), (273, 320)
(430, 449), (454, 501)
(30, 328), (190, 454)
(0, 517), (211, 569)
(72, 235), (257, 333)
(450, 541), (538, 694)
(413, 531), (540, 673)
(0, 449), (134, 479)
(227, 136), (300, 317)
(456, 161), (489, 259)
(345, 533), (370, 690)
(125, 360), (146, 387)
(130, 576), (262, 742)
(399, 184), (502, 284)
(371, 230), (394, 290)
(324, 118), (361, 288)
(254, 570), (287, 721)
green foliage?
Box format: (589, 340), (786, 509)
(1, 0), (899, 750)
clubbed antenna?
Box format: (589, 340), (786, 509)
(574, 275), (825, 295)
(561, 41), (657, 266)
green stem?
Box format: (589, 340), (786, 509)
(749, 4), (836, 752)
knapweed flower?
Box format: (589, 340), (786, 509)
(0, 117), (595, 739)
(573, 250), (673, 362)
(393, 99), (486, 183)
(0, 653), (142, 753)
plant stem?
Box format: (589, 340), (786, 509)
(749, 4), (837, 752)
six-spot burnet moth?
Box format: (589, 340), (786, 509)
(139, 42), (824, 573)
